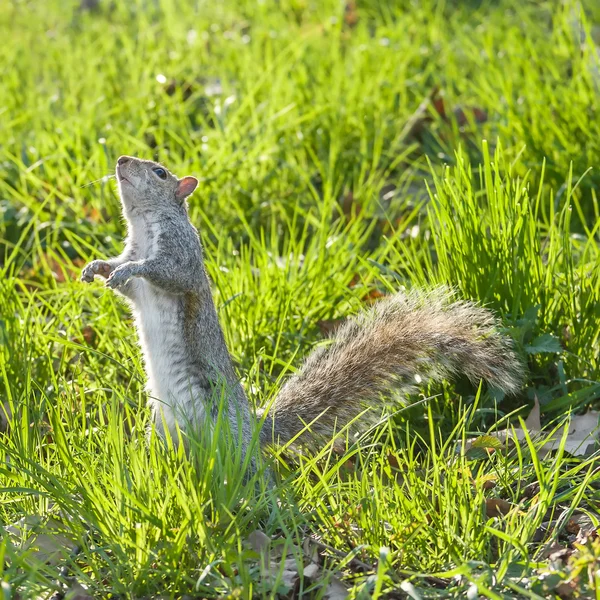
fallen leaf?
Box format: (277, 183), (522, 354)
(279, 556), (300, 589)
(246, 529), (271, 555)
(480, 476), (497, 491)
(302, 537), (320, 565)
(464, 397), (600, 458)
(548, 547), (573, 567)
(567, 512), (599, 544)
(303, 562), (320, 579)
(525, 395), (542, 430)
(344, 1), (359, 28)
(452, 106), (488, 126)
(5, 515), (78, 566)
(556, 578), (578, 599)
(325, 575), (350, 599)
(82, 206), (103, 223)
(485, 498), (513, 518)
(521, 481), (541, 500)
(362, 288), (385, 304)
(540, 540), (566, 559)
(64, 581), (94, 600)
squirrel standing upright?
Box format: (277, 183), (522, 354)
(81, 156), (524, 462)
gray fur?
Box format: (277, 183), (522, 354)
(81, 156), (254, 456)
(82, 156), (525, 466)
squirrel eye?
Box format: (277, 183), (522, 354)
(152, 167), (167, 180)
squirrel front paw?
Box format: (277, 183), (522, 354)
(106, 263), (138, 289)
(81, 260), (113, 283)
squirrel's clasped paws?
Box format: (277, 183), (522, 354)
(81, 260), (113, 283)
(106, 263), (137, 289)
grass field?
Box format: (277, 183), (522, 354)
(2, 0), (600, 597)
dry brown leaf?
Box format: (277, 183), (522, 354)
(485, 498), (513, 518)
(521, 481), (541, 500)
(548, 547), (573, 567)
(362, 288), (385, 304)
(540, 539), (566, 559)
(556, 578), (579, 599)
(71, 325), (97, 347)
(453, 106), (488, 126)
(567, 512), (599, 544)
(344, 1), (359, 28)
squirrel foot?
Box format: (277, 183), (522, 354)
(81, 260), (113, 283)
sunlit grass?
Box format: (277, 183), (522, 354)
(1, 0), (600, 597)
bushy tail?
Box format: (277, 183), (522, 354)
(263, 288), (524, 445)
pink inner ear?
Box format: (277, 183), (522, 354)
(176, 176), (198, 200)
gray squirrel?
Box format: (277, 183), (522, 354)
(81, 156), (524, 463)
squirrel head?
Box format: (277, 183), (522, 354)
(115, 156), (198, 217)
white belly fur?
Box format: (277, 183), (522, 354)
(132, 281), (205, 433)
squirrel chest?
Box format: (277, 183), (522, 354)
(132, 282), (205, 429)
(126, 222), (207, 429)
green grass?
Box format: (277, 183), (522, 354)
(2, 0), (600, 597)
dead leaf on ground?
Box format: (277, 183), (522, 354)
(344, 1), (359, 28)
(5, 515), (78, 567)
(247, 529), (271, 555)
(539, 539), (566, 559)
(485, 498), (513, 518)
(245, 530), (352, 598)
(521, 481), (541, 500)
(71, 325), (97, 347)
(555, 578), (579, 599)
(465, 397), (600, 458)
(479, 475), (497, 491)
(567, 512), (599, 544)
(400, 87), (488, 143)
(325, 575), (350, 599)
(453, 106), (488, 126)
(63, 581), (94, 600)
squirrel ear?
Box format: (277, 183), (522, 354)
(175, 176), (198, 202)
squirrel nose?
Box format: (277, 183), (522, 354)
(117, 156), (131, 166)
